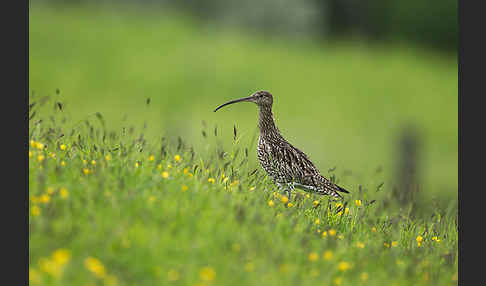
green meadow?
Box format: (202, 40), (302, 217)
(29, 4), (457, 286)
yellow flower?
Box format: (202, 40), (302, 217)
(333, 277), (343, 286)
(29, 151), (33, 158)
(361, 272), (369, 282)
(84, 257), (106, 278)
(39, 258), (62, 278)
(83, 168), (90, 175)
(281, 196), (289, 204)
(287, 203), (294, 207)
(199, 266), (215, 281)
(174, 154), (181, 162)
(391, 241), (398, 247)
(49, 152), (56, 159)
(60, 188), (68, 199)
(91, 160), (96, 166)
(208, 177), (215, 184)
(250, 186), (255, 191)
(337, 234), (344, 240)
(315, 218), (320, 225)
(181, 185), (188, 192)
(337, 261), (351, 272)
(322, 231), (328, 238)
(371, 227), (377, 233)
(355, 199), (362, 206)
(329, 229), (336, 236)
(335, 202), (343, 209)
(149, 155), (155, 161)
(82, 159), (87, 165)
(223, 177), (229, 183)
(157, 164), (162, 170)
(52, 249), (71, 266)
(135, 162), (139, 168)
(31, 205), (40, 216)
(344, 207), (349, 214)
(416, 235), (423, 246)
(36, 142), (44, 150)
(105, 155), (111, 161)
(268, 200), (275, 207)
(183, 167), (189, 174)
(61, 161), (66, 166)
(39, 250), (70, 278)
(29, 268), (41, 284)
(30, 139), (36, 148)
(167, 269), (180, 281)
(167, 164), (172, 169)
(60, 144), (67, 151)
(323, 250), (333, 261)
(40, 194), (50, 204)
(308, 252), (319, 262)
(384, 242), (390, 248)
(355, 242), (365, 249)
(37, 155), (45, 162)
(337, 211), (343, 216)
(162, 171), (169, 179)
(313, 200), (320, 207)
(432, 236), (441, 242)
(305, 194), (310, 198)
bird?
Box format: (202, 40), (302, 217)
(213, 90), (349, 200)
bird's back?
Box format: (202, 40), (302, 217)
(258, 134), (349, 198)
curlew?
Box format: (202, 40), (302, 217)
(214, 90), (349, 200)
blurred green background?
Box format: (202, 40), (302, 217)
(29, 1), (457, 205)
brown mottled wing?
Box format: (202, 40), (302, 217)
(277, 140), (349, 198)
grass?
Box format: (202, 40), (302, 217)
(29, 4), (457, 286)
(29, 4), (457, 205)
(29, 95), (457, 286)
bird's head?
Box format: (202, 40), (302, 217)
(213, 90), (273, 112)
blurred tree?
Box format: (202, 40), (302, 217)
(387, 0), (458, 50)
(314, 0), (392, 40)
(171, 0), (321, 37)
(36, 0), (457, 51)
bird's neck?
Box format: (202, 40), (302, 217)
(258, 105), (280, 137)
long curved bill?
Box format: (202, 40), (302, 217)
(213, 96), (253, 112)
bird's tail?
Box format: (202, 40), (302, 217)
(335, 184), (350, 194)
(315, 175), (350, 199)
